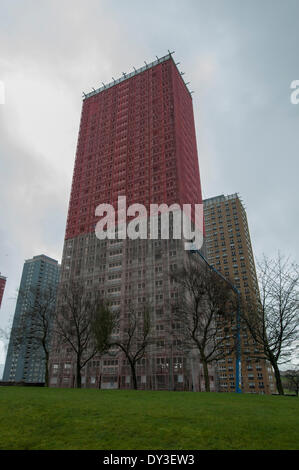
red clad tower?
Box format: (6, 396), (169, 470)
(65, 53), (202, 239)
(50, 54), (210, 391)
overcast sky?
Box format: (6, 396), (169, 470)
(0, 0), (298, 364)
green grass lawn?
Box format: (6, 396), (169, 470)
(0, 387), (298, 450)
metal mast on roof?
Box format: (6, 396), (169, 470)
(84, 51), (194, 99)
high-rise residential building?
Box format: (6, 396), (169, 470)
(3, 255), (60, 383)
(0, 273), (7, 308)
(49, 53), (216, 391)
(203, 194), (276, 394)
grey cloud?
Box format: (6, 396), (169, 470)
(0, 0), (298, 362)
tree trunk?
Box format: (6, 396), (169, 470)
(272, 360), (284, 395)
(202, 358), (210, 392)
(130, 361), (138, 390)
(44, 351), (49, 387)
(76, 358), (82, 389)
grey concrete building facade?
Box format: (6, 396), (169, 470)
(3, 255), (60, 383)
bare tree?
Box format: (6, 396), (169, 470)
(241, 253), (299, 395)
(91, 301), (118, 357)
(0, 326), (11, 352)
(171, 258), (237, 392)
(54, 281), (112, 388)
(284, 368), (299, 396)
(1, 287), (57, 386)
(21, 286), (57, 386)
(110, 304), (152, 390)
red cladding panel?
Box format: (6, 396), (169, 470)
(0, 277), (6, 308)
(65, 57), (202, 240)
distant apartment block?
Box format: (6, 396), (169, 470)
(203, 194), (276, 394)
(3, 255), (60, 383)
